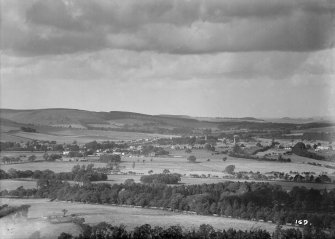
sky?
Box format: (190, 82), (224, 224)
(1, 0), (334, 118)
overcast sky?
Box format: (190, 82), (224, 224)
(1, 0), (334, 118)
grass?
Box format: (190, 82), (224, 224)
(0, 198), (295, 234)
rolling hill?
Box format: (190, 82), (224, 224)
(1, 108), (334, 143)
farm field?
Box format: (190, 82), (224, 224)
(1, 127), (174, 144)
(2, 151), (334, 176)
(1, 148), (335, 191)
(0, 198), (295, 238)
(121, 150), (335, 176)
(0, 151), (55, 161)
(0, 161), (107, 173)
(0, 179), (37, 191)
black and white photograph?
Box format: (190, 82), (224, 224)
(0, 0), (335, 238)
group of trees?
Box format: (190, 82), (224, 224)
(20, 127), (36, 132)
(0, 164), (107, 182)
(0, 140), (64, 152)
(85, 141), (128, 152)
(224, 165), (235, 174)
(58, 223), (273, 239)
(204, 143), (216, 152)
(292, 143), (325, 160)
(229, 151), (291, 162)
(1, 155), (42, 164)
(187, 155), (197, 163)
(141, 145), (169, 156)
(57, 222), (335, 239)
(43, 153), (62, 161)
(1, 156), (22, 164)
(228, 144), (291, 163)
(140, 173), (181, 184)
(291, 173), (331, 184)
(2, 180), (335, 231)
(154, 136), (218, 146)
(99, 154), (121, 163)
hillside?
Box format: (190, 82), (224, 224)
(1, 109), (334, 143)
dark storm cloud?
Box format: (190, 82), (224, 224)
(2, 0), (334, 56)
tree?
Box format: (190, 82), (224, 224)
(224, 165), (235, 174)
(232, 144), (242, 154)
(124, 179), (135, 186)
(204, 143), (215, 152)
(43, 153), (49, 161)
(187, 155), (196, 163)
(185, 148), (192, 153)
(198, 224), (215, 239)
(99, 154), (121, 163)
(28, 155), (36, 162)
(163, 169), (170, 174)
(62, 209), (68, 217)
(57, 232), (73, 239)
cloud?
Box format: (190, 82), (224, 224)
(1, 0), (334, 56)
(1, 48), (333, 84)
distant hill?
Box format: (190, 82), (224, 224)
(158, 115), (264, 122)
(1, 108), (334, 137)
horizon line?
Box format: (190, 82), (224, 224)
(1, 107), (334, 120)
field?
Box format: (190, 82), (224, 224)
(0, 160), (107, 173)
(2, 149), (335, 176)
(0, 198), (296, 239)
(1, 124), (175, 144)
(1, 148), (335, 191)
(1, 130), (172, 144)
(121, 149), (335, 176)
(0, 179), (37, 191)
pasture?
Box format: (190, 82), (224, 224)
(0, 198), (295, 237)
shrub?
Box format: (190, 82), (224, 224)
(187, 155), (196, 163)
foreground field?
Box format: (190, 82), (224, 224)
(0, 198), (295, 239)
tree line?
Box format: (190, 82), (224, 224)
(0, 164), (107, 182)
(140, 173), (181, 184)
(57, 222), (334, 239)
